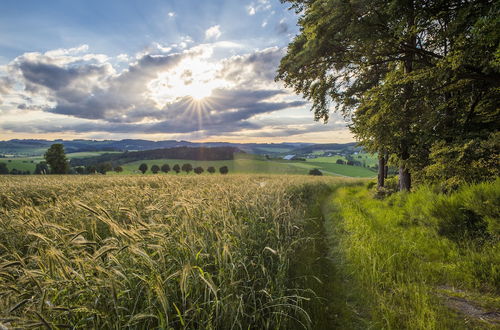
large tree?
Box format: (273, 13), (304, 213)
(278, 0), (499, 191)
(44, 144), (69, 174)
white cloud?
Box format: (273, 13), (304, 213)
(167, 12), (175, 17)
(117, 54), (129, 62)
(205, 25), (221, 41)
(246, 1), (271, 16)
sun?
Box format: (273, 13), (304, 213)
(148, 57), (227, 105)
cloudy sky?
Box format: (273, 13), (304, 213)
(0, 0), (352, 142)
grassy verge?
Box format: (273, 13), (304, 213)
(324, 180), (499, 329)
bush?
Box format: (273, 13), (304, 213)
(431, 179), (500, 243)
(207, 166), (215, 174)
(151, 164), (160, 174)
(161, 164), (170, 173)
(194, 166), (204, 174)
(308, 168), (322, 176)
(139, 163), (148, 174)
(219, 166), (229, 175)
(182, 163), (193, 174)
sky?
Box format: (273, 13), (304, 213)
(0, 0), (353, 143)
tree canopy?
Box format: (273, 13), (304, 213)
(278, 0), (499, 191)
(44, 144), (69, 174)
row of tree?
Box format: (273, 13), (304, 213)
(278, 0), (499, 191)
(1, 144), (233, 175)
(137, 163), (229, 175)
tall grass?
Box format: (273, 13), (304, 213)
(325, 180), (499, 329)
(0, 175), (346, 329)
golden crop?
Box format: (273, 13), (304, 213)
(0, 175), (346, 329)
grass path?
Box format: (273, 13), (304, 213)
(320, 184), (499, 329)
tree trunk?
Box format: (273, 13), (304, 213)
(377, 153), (385, 188)
(399, 166), (411, 191)
(384, 153), (389, 179)
(398, 1), (415, 192)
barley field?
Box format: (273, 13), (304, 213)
(0, 175), (345, 329)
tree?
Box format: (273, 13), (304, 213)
(309, 168), (323, 176)
(114, 166), (123, 173)
(96, 162), (113, 174)
(182, 163), (193, 174)
(173, 164), (180, 174)
(194, 166), (204, 174)
(335, 159), (345, 165)
(0, 163), (8, 174)
(139, 163), (148, 174)
(219, 166), (229, 175)
(151, 164), (160, 174)
(278, 0), (499, 191)
(161, 164), (170, 173)
(10, 168), (19, 175)
(44, 144), (68, 174)
(207, 166), (216, 174)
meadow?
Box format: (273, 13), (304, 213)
(0, 175), (347, 329)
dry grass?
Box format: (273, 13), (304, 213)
(0, 174), (347, 329)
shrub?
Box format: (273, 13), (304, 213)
(182, 163), (193, 174)
(219, 166), (229, 175)
(207, 166), (215, 174)
(308, 168), (322, 176)
(161, 164), (170, 173)
(151, 164), (160, 174)
(194, 166), (204, 174)
(431, 180), (500, 243)
(173, 164), (180, 174)
(139, 163), (148, 174)
(114, 166), (123, 173)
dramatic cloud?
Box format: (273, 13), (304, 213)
(1, 43), (324, 139)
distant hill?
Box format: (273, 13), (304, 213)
(0, 139), (317, 157)
(290, 142), (360, 154)
(70, 146), (242, 167)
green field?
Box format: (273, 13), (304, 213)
(286, 160), (376, 177)
(0, 152), (120, 173)
(0, 151), (376, 178)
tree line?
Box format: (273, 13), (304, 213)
(70, 146), (241, 167)
(1, 144), (232, 175)
(277, 0), (499, 191)
(136, 163), (229, 175)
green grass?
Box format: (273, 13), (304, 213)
(0, 152), (121, 173)
(288, 161), (376, 178)
(119, 157), (309, 175)
(324, 180), (500, 329)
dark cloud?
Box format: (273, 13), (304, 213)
(4, 45), (313, 137)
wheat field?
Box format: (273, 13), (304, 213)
(0, 175), (345, 329)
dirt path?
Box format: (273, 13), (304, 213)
(436, 286), (500, 327)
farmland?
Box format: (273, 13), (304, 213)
(0, 175), (349, 328)
(0, 152), (377, 178)
(1, 175), (498, 329)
